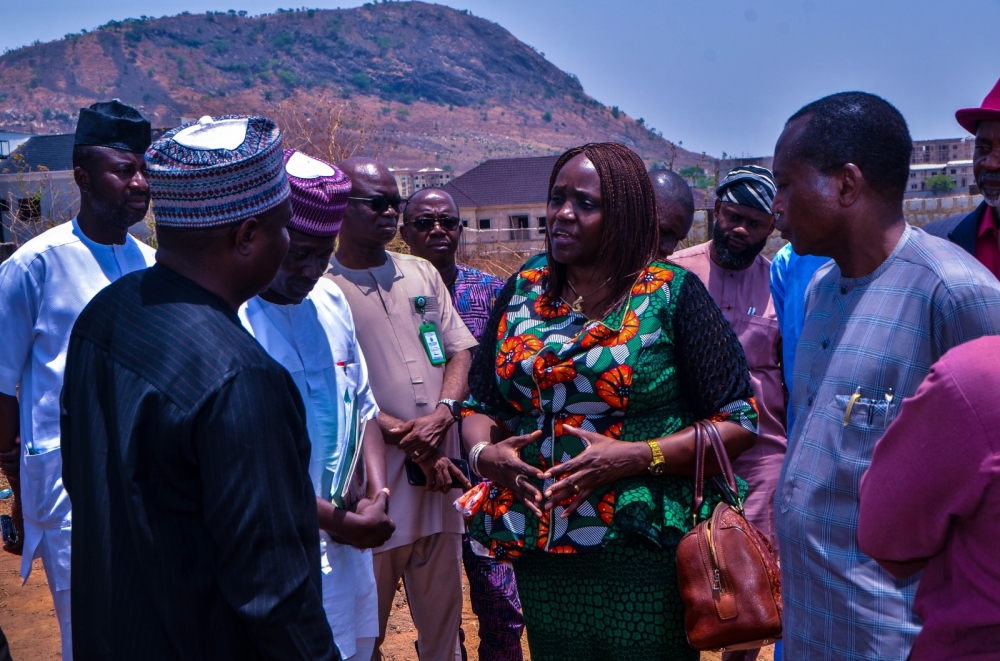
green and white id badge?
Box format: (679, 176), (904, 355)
(420, 322), (446, 365)
(413, 295), (446, 366)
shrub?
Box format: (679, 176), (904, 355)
(276, 68), (300, 87)
(350, 72), (372, 89)
(271, 30), (296, 52)
(541, 111), (552, 122)
(926, 174), (955, 193)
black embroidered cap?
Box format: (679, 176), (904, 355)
(74, 99), (151, 153)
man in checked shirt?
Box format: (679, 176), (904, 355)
(771, 91), (1000, 660)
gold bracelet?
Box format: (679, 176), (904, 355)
(646, 439), (666, 476)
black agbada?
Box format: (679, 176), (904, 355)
(61, 264), (338, 661)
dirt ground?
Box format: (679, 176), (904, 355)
(0, 476), (770, 661)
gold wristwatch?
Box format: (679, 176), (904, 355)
(647, 440), (666, 475)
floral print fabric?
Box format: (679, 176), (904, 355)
(465, 260), (757, 558)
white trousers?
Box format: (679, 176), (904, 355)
(345, 637), (376, 661)
(38, 540), (72, 661)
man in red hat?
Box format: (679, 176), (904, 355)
(925, 78), (1000, 279)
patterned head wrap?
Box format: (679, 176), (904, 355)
(145, 115), (289, 228)
(715, 164), (776, 215)
(282, 149), (352, 237)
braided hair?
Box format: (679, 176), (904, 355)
(545, 142), (658, 314)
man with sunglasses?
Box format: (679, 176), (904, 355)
(400, 188), (525, 661)
(327, 158), (477, 661)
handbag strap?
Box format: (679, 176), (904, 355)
(690, 420), (742, 523)
(691, 420), (707, 524)
(701, 420), (739, 499)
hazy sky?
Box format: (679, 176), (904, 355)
(2, 0), (998, 156)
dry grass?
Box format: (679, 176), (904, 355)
(460, 248), (536, 280)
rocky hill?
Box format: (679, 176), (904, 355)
(0, 2), (712, 173)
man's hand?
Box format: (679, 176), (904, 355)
(397, 406), (454, 462)
(0, 443), (24, 556)
(336, 490), (395, 549)
(416, 451), (472, 494)
(0, 441), (19, 476)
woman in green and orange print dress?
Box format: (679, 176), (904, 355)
(459, 143), (759, 661)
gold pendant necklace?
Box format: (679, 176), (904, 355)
(566, 277), (610, 314)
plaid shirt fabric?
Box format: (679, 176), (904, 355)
(776, 225), (1000, 660)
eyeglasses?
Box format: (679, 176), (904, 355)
(348, 195), (405, 214)
(405, 216), (462, 232)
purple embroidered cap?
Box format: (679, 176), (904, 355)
(283, 149), (352, 237)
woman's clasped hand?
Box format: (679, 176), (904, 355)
(475, 425), (653, 519)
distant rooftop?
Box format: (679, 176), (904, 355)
(0, 131), (35, 160)
(11, 134), (76, 171)
(9, 129), (170, 172)
(442, 155), (559, 208)
(910, 160), (973, 170)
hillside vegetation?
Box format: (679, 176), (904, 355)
(0, 2), (712, 173)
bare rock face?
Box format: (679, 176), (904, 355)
(0, 3), (711, 172)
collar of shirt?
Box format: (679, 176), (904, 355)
(976, 203), (999, 239)
(974, 204), (1000, 280)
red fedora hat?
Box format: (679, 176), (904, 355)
(956, 77), (1000, 134)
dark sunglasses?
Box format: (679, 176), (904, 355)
(406, 216), (462, 232)
(348, 195), (405, 214)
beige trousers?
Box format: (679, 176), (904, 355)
(371, 532), (463, 661)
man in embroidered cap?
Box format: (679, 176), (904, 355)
(670, 165), (785, 661)
(925, 77), (1000, 280)
(0, 99), (156, 660)
(60, 116), (339, 660)
(240, 149), (395, 661)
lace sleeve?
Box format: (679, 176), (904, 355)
(465, 273), (522, 433)
(671, 271), (758, 431)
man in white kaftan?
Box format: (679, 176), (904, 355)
(241, 149), (394, 660)
(0, 101), (155, 660)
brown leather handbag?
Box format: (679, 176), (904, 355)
(675, 420), (782, 652)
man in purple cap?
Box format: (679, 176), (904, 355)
(241, 149), (395, 661)
(0, 99), (156, 660)
(925, 77), (1000, 280)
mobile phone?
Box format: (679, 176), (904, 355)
(0, 514), (18, 546)
(404, 457), (470, 489)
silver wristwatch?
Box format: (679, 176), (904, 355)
(438, 398), (462, 421)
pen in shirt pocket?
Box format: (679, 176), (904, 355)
(843, 386), (862, 426)
(746, 307), (756, 315)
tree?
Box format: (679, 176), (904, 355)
(925, 174), (955, 194)
(269, 90), (396, 165)
(677, 165), (714, 190)
(2, 155), (78, 247)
